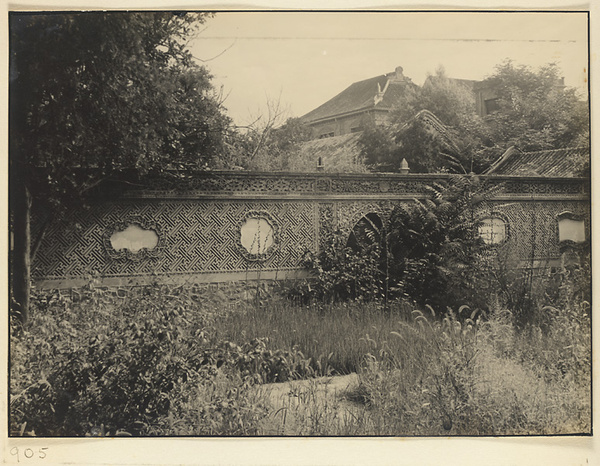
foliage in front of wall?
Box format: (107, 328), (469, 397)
(295, 176), (491, 313)
(295, 230), (387, 304)
(9, 286), (314, 436)
(10, 270), (591, 436)
(386, 176), (490, 311)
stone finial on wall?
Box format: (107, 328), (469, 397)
(400, 158), (410, 174)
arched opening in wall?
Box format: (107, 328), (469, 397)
(347, 212), (383, 252)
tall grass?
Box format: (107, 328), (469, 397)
(10, 279), (591, 436)
(343, 304), (591, 436)
(211, 299), (414, 375)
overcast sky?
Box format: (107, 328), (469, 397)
(189, 11), (588, 127)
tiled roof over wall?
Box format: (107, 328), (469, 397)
(301, 67), (417, 124)
(485, 146), (589, 177)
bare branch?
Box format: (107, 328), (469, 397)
(193, 38), (237, 63)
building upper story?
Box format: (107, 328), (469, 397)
(300, 66), (419, 139)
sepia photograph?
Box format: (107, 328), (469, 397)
(7, 6), (591, 449)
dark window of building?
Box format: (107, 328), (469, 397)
(484, 98), (500, 115)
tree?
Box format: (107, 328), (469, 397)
(357, 122), (400, 172)
(479, 60), (589, 153)
(360, 62), (588, 175)
(10, 12), (230, 323)
(217, 111), (313, 172)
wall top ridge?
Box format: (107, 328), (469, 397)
(95, 170), (588, 201)
(157, 169), (588, 181)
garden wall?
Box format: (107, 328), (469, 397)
(31, 171), (590, 289)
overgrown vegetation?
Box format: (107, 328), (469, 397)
(10, 285), (298, 436)
(337, 300), (590, 436)
(298, 177), (495, 312)
(10, 262), (591, 436)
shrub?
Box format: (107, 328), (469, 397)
(297, 230), (386, 304)
(386, 176), (490, 311)
(294, 176), (493, 313)
(10, 285), (212, 435)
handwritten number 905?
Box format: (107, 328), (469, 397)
(9, 447), (47, 462)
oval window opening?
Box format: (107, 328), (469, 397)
(240, 217), (275, 255)
(110, 224), (159, 253)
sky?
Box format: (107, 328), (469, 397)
(189, 11), (589, 127)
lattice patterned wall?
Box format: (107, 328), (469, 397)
(31, 172), (589, 288)
(33, 200), (318, 284)
(477, 200), (590, 263)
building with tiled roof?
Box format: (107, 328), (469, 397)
(301, 66), (419, 139)
(484, 146), (589, 177)
(300, 66), (499, 140)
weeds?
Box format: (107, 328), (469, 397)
(348, 300), (591, 435)
(10, 271), (591, 436)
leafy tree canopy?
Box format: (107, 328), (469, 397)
(9, 11), (232, 323)
(10, 11), (231, 209)
(359, 62), (588, 174)
(480, 60), (589, 153)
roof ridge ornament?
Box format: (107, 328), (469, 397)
(374, 78), (390, 106)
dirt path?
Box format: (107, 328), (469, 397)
(255, 373), (367, 435)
